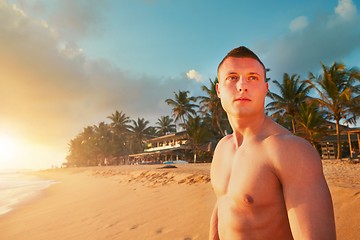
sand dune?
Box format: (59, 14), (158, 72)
(0, 161), (359, 240)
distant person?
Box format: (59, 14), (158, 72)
(209, 46), (336, 239)
(351, 148), (358, 160)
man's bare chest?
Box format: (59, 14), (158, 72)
(212, 145), (282, 208)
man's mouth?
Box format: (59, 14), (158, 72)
(234, 97), (251, 102)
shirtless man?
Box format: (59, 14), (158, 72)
(209, 46), (336, 240)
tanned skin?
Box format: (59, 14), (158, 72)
(209, 53), (336, 240)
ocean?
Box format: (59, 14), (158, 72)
(0, 170), (56, 216)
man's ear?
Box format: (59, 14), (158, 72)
(265, 82), (269, 92)
(216, 83), (221, 98)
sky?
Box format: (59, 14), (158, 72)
(0, 0), (359, 169)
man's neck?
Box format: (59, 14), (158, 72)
(228, 113), (267, 148)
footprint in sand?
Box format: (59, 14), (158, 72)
(130, 224), (139, 230)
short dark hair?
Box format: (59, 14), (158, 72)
(217, 46), (266, 77)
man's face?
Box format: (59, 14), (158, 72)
(216, 57), (268, 118)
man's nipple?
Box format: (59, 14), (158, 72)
(244, 194), (254, 204)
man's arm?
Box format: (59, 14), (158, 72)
(273, 137), (336, 239)
(209, 203), (220, 240)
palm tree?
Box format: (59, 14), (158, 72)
(107, 110), (131, 154)
(306, 62), (360, 159)
(165, 90), (198, 129)
(155, 115), (176, 136)
(107, 110), (131, 133)
(198, 78), (227, 137)
(186, 115), (212, 163)
(79, 126), (97, 165)
(129, 118), (152, 153)
(297, 101), (329, 147)
(146, 126), (158, 138)
(93, 122), (112, 165)
(67, 137), (84, 166)
(266, 73), (311, 133)
(67, 126), (98, 166)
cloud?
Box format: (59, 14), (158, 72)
(10, 0), (109, 39)
(0, 1), (198, 167)
(59, 41), (84, 59)
(335, 0), (357, 20)
(260, 0), (360, 82)
(289, 16), (308, 32)
(186, 69), (203, 82)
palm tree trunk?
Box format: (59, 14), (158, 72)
(216, 117), (226, 136)
(291, 119), (296, 134)
(336, 120), (342, 159)
(181, 115), (186, 131)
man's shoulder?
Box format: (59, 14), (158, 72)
(263, 132), (322, 170)
(261, 121), (320, 161)
(272, 134), (315, 151)
(212, 134), (234, 163)
(216, 134), (233, 148)
(264, 131), (309, 147)
(262, 119), (311, 149)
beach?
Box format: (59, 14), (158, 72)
(0, 160), (359, 240)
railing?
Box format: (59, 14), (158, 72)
(144, 143), (182, 152)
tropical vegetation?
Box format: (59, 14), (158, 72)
(66, 61), (360, 166)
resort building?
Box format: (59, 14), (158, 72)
(128, 131), (190, 164)
(320, 124), (360, 160)
(126, 123), (360, 163)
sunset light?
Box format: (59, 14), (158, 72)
(0, 134), (63, 170)
(0, 135), (17, 160)
(0, 0), (359, 239)
(1, 0), (359, 170)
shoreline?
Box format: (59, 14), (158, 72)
(0, 171), (57, 217)
(0, 164), (215, 240)
(0, 161), (359, 239)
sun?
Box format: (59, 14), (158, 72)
(0, 135), (17, 161)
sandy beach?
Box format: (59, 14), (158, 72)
(0, 160), (359, 240)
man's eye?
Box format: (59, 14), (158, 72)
(226, 76), (238, 81)
(248, 76), (258, 81)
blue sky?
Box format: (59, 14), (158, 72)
(0, 0), (359, 169)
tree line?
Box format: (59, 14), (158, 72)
(66, 61), (360, 166)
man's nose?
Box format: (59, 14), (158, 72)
(236, 75), (248, 92)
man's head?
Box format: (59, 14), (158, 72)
(217, 46), (266, 80)
(216, 46), (268, 119)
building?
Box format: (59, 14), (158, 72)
(128, 131), (190, 164)
(320, 124), (360, 159)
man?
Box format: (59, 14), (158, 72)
(209, 46), (336, 240)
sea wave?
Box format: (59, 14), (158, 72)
(0, 171), (56, 216)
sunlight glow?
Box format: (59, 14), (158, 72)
(0, 133), (65, 170)
(0, 135), (17, 160)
